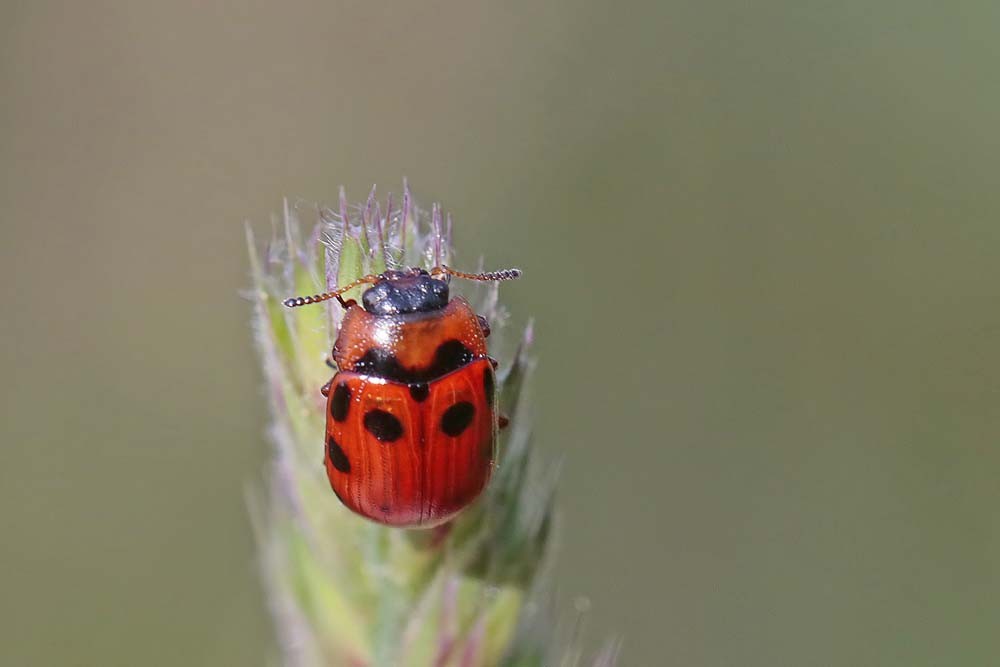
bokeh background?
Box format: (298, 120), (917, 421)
(3, 2), (999, 665)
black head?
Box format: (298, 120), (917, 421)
(361, 268), (450, 315)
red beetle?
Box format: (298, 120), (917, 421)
(283, 265), (520, 527)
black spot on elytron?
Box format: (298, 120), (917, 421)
(408, 383), (429, 402)
(352, 339), (475, 383)
(364, 409), (404, 442)
(330, 382), (351, 422)
(483, 367), (495, 405)
(327, 436), (351, 473)
(441, 401), (475, 437)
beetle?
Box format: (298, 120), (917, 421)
(283, 264), (520, 527)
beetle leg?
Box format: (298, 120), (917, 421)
(477, 315), (491, 338)
(499, 415), (510, 430)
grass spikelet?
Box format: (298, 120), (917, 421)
(246, 185), (616, 666)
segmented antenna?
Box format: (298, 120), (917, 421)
(282, 274), (381, 308)
(283, 265), (521, 310)
(431, 265), (522, 282)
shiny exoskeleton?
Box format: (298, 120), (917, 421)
(284, 266), (519, 527)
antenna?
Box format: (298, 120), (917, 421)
(430, 264), (522, 283)
(283, 265), (521, 310)
(282, 274), (381, 309)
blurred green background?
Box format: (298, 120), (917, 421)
(2, 1), (999, 665)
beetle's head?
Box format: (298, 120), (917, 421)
(361, 267), (449, 316)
